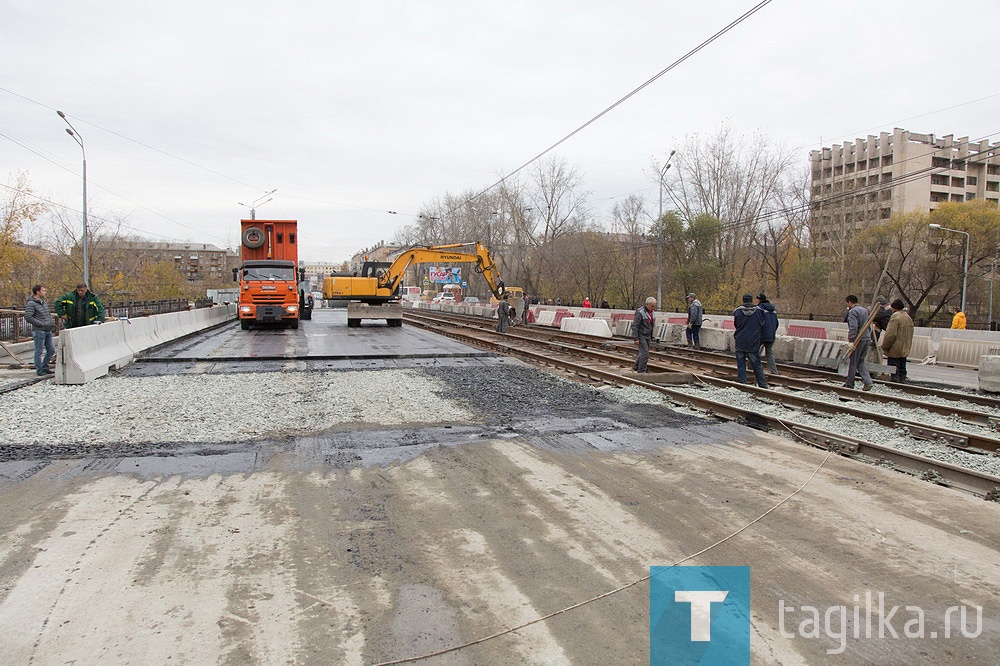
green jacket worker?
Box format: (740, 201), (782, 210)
(55, 283), (106, 328)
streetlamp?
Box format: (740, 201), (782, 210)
(239, 188), (277, 220)
(56, 110), (88, 286)
(989, 258), (998, 331)
(929, 223), (970, 315)
(657, 149), (676, 309)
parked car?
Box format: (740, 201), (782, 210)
(463, 296), (480, 304)
(433, 293), (456, 303)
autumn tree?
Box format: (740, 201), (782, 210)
(661, 125), (798, 286)
(0, 172), (49, 305)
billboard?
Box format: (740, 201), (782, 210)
(429, 267), (462, 284)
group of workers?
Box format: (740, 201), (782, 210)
(631, 292), (918, 388)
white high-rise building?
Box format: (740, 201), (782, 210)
(809, 129), (1000, 252)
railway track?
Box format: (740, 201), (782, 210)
(404, 308), (1000, 500)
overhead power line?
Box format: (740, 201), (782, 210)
(464, 0), (775, 207)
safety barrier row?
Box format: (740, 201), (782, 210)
(56, 304), (237, 385)
(408, 301), (999, 379)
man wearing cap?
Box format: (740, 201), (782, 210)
(632, 296), (656, 372)
(55, 283), (106, 329)
(755, 293), (779, 375)
(733, 293), (768, 388)
(685, 293), (703, 349)
(880, 299), (914, 383)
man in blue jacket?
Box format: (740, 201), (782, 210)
(756, 293), (779, 375)
(733, 294), (768, 388)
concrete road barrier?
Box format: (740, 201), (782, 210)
(698, 327), (732, 352)
(936, 338), (1000, 369)
(614, 319), (632, 337)
(57, 306), (236, 385)
(979, 355), (1000, 393)
(536, 310), (557, 326)
(56, 321), (133, 385)
(560, 318), (612, 338)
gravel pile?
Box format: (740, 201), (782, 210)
(0, 364), (683, 455)
(0, 369), (479, 447)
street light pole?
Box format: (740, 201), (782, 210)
(239, 188), (277, 220)
(657, 149), (676, 310)
(990, 258), (998, 331)
(56, 110), (88, 286)
(929, 223), (970, 314)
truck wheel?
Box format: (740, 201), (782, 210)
(288, 319), (299, 329)
(388, 319), (402, 327)
(241, 226), (265, 249)
(240, 319), (251, 330)
(347, 318), (360, 328)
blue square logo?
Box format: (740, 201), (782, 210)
(650, 566), (750, 666)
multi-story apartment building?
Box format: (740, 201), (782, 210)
(809, 129), (1000, 252)
(299, 261), (347, 290)
(117, 241), (238, 282)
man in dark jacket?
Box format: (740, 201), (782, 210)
(880, 299), (914, 383)
(495, 293), (511, 333)
(55, 283), (106, 328)
(755, 293), (779, 374)
(733, 294), (768, 388)
(25, 284), (56, 376)
(632, 296), (656, 372)
(685, 293), (703, 348)
(871, 295), (892, 345)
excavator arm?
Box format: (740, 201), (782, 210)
(379, 242), (506, 298)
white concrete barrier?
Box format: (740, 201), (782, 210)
(936, 338), (1000, 369)
(771, 335), (796, 362)
(56, 321), (133, 385)
(908, 335), (931, 362)
(614, 319), (632, 337)
(699, 327), (732, 352)
(662, 324), (686, 345)
(536, 310), (557, 326)
(979, 355), (1000, 393)
(560, 318), (612, 338)
(794, 338), (847, 368)
(57, 306), (236, 385)
(122, 316), (164, 355)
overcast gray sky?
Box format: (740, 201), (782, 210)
(3, 1), (998, 262)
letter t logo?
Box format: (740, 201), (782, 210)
(675, 590), (729, 641)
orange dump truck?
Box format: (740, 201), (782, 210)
(233, 219), (311, 330)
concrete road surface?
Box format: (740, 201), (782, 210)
(1, 420), (997, 664)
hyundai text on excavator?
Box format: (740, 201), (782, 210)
(322, 242), (506, 327)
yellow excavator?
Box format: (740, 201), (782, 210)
(322, 242), (507, 327)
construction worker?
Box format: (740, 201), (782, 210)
(55, 283), (106, 328)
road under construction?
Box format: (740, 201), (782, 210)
(0, 307), (997, 664)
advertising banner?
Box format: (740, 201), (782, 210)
(429, 267), (462, 284)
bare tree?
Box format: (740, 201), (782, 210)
(527, 156), (590, 246)
(607, 194), (654, 309)
(662, 125), (798, 278)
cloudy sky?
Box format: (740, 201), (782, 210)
(3, 1), (998, 262)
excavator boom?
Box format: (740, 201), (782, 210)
(322, 241), (506, 328)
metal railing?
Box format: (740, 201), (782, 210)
(1, 298), (214, 342)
